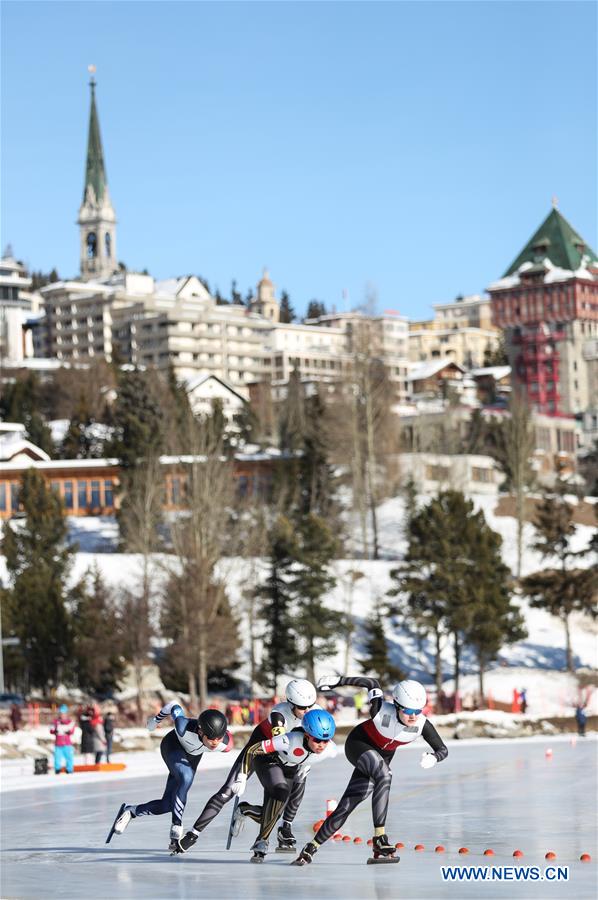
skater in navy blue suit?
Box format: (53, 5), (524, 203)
(106, 702), (233, 850)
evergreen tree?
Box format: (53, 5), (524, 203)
(292, 513), (341, 683)
(299, 389), (337, 518)
(1, 470), (74, 689)
(483, 334), (508, 367)
(463, 527), (526, 700)
(30, 268), (59, 291)
(359, 606), (405, 682)
(305, 300), (327, 320)
(255, 516), (299, 692)
(0, 372), (54, 456)
(279, 290), (296, 323)
(231, 279), (243, 305)
(62, 392), (98, 459)
(72, 565), (126, 695)
(521, 487), (597, 671)
(389, 491), (500, 697)
(107, 368), (164, 469)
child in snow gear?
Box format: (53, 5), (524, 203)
(106, 702), (231, 849)
(50, 705), (75, 774)
(293, 676), (447, 866)
(173, 679), (319, 854)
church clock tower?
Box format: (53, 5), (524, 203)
(78, 67), (117, 281)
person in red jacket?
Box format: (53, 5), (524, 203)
(50, 705), (76, 774)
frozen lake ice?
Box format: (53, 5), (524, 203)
(1, 735), (596, 899)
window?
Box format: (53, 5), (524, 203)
(104, 480), (114, 507)
(87, 232), (97, 259)
(51, 481), (61, 495)
(171, 477), (181, 505)
(10, 484), (20, 513)
(472, 467), (493, 483)
(425, 465), (450, 482)
(90, 481), (101, 507)
(0, 483), (6, 511)
(64, 481), (73, 509)
(78, 481), (88, 509)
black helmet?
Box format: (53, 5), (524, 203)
(198, 709), (227, 740)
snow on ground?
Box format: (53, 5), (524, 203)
(0, 492), (595, 716)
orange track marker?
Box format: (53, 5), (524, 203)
(342, 835), (351, 842)
(580, 853), (591, 862)
(435, 845), (445, 853)
(458, 847), (469, 855)
(395, 842), (404, 849)
(414, 844), (425, 851)
(483, 849), (494, 856)
(545, 852), (556, 860)
(354, 837), (362, 844)
(513, 850), (524, 858)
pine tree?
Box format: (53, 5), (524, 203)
(62, 392), (97, 459)
(359, 606), (405, 683)
(72, 565), (126, 695)
(305, 300), (327, 320)
(231, 279), (243, 305)
(299, 389), (338, 519)
(279, 290), (296, 323)
(463, 527), (526, 700)
(521, 487), (597, 671)
(292, 513), (341, 683)
(389, 491), (500, 697)
(0, 373), (54, 456)
(255, 516), (299, 692)
(1, 470), (74, 689)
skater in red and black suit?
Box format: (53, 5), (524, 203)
(293, 675), (448, 866)
(173, 679), (319, 853)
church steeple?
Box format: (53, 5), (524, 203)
(78, 66), (117, 281)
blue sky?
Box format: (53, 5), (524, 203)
(1, 1), (596, 319)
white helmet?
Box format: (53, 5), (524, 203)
(286, 679), (317, 708)
(392, 680), (427, 711)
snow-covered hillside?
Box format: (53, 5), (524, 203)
(1, 492), (595, 715)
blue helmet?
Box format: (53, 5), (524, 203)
(59, 704), (68, 714)
(302, 709), (336, 741)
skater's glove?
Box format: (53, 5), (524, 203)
(317, 675), (340, 691)
(367, 688), (383, 703)
(420, 752), (437, 769)
(171, 830), (198, 855)
(231, 773), (247, 796)
(146, 716), (158, 732)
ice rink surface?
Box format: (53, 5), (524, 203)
(1, 736), (596, 900)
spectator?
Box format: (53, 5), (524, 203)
(10, 703), (22, 732)
(51, 704), (75, 774)
(575, 705), (587, 737)
(91, 704), (107, 764)
(80, 705), (95, 764)
(520, 688), (528, 715)
(354, 689), (366, 720)
(104, 711), (115, 763)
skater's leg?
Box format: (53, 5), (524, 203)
(133, 771), (178, 818)
(54, 745), (65, 773)
(282, 776), (306, 825)
(65, 745), (75, 774)
(191, 750), (251, 831)
(253, 757), (293, 841)
(314, 767), (372, 844)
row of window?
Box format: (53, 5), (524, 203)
(0, 479), (115, 514)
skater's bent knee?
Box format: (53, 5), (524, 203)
(271, 785), (290, 802)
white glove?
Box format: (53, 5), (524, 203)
(231, 773), (247, 796)
(146, 716), (158, 732)
(296, 764), (311, 782)
(368, 688), (383, 703)
(420, 752), (437, 769)
(317, 675), (340, 691)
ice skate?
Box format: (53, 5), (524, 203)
(291, 840), (318, 866)
(250, 837), (269, 863)
(171, 829), (199, 855)
(168, 824), (183, 852)
(367, 833), (399, 865)
(105, 803), (133, 844)
(276, 822), (297, 853)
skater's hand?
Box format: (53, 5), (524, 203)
(231, 773), (247, 796)
(146, 716), (158, 732)
(367, 688), (383, 703)
(317, 675), (339, 691)
(171, 831), (198, 854)
(420, 752), (437, 769)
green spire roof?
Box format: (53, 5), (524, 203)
(83, 78), (107, 204)
(503, 207), (597, 276)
